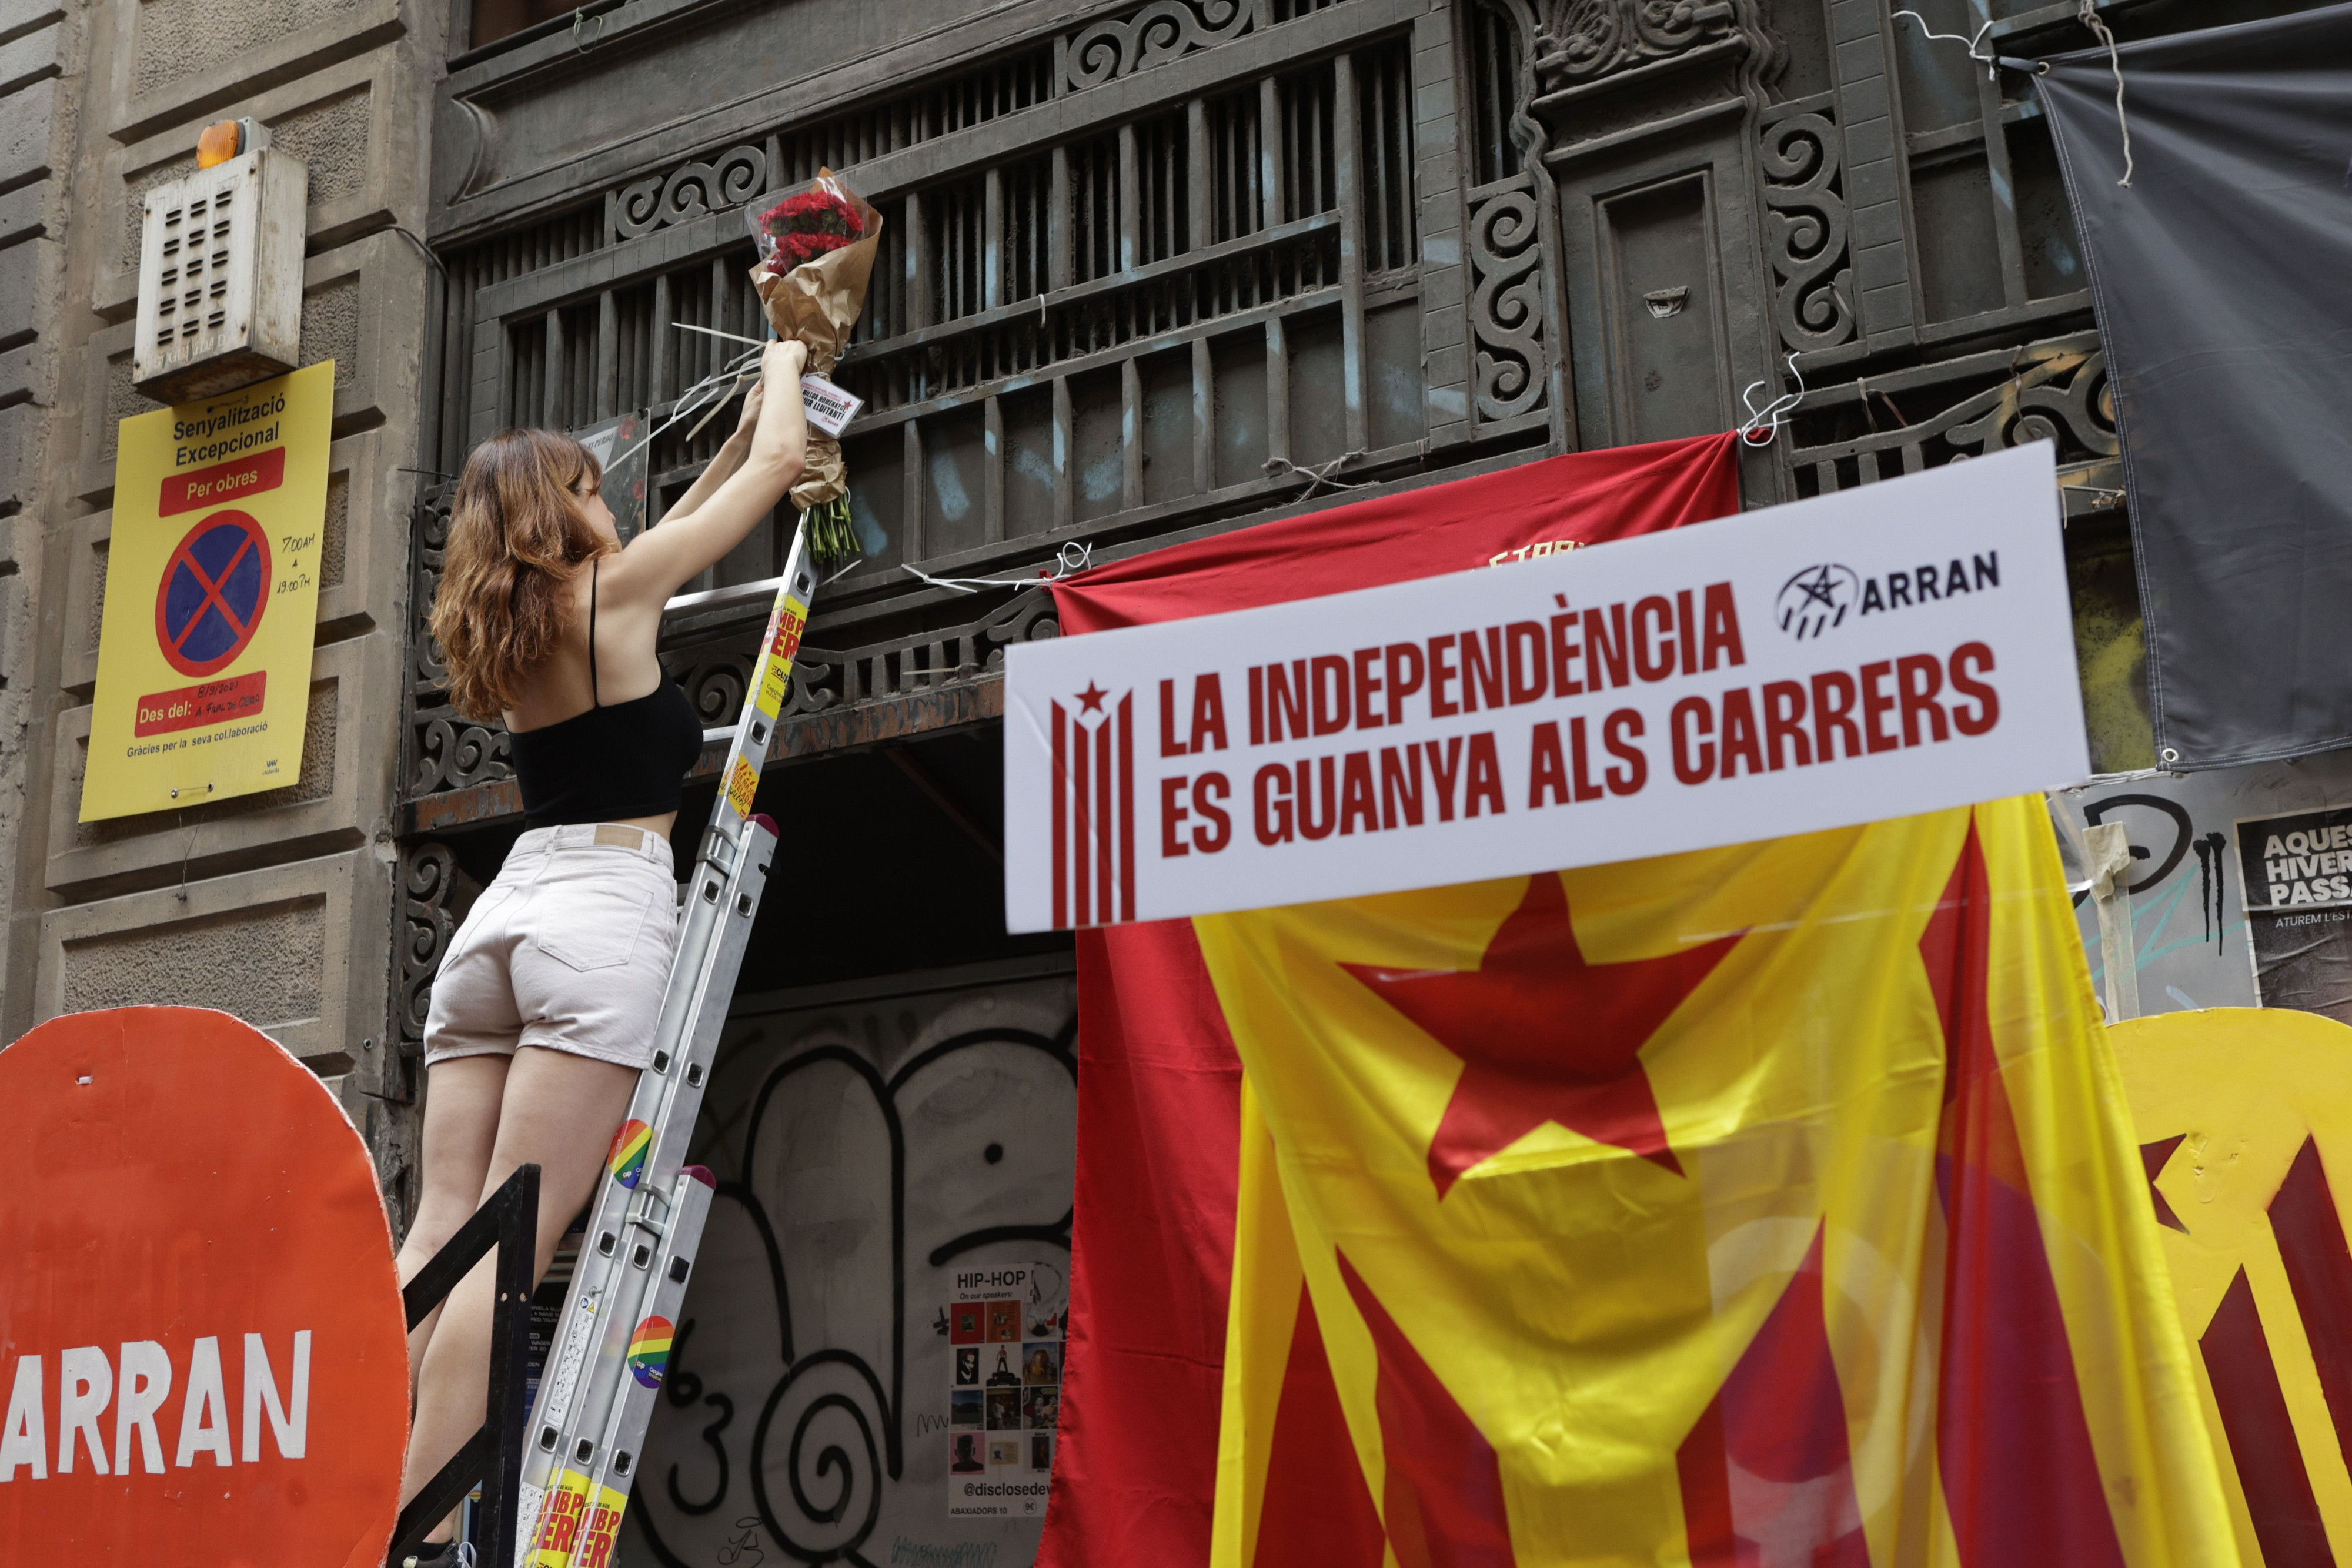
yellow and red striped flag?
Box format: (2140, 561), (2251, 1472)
(2112, 1007), (2352, 1566)
(1197, 798), (2236, 1567)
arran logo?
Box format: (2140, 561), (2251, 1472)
(1050, 683), (1135, 927)
(1779, 554), (2002, 641)
(1776, 564), (1859, 641)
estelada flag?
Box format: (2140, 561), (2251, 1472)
(1195, 800), (2237, 1566)
(1036, 434), (1746, 1566)
(2111, 1007), (2352, 1566)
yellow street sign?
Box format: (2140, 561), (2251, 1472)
(83, 360), (333, 820)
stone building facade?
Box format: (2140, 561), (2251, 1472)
(0, 0), (2329, 1559)
(0, 0), (440, 1176)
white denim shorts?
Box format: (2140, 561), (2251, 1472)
(422, 823), (682, 1071)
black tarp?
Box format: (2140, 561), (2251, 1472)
(2038, 5), (2352, 769)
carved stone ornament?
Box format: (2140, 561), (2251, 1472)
(613, 144), (769, 242)
(410, 482), (452, 696)
(1942, 342), (2117, 461)
(1467, 180), (1548, 422)
(397, 842), (461, 1054)
(1061, 0), (1268, 92)
(1788, 335), (2118, 494)
(1531, 0), (1742, 92)
(1760, 110), (1855, 354)
(413, 713), (513, 795)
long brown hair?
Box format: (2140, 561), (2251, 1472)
(429, 429), (612, 721)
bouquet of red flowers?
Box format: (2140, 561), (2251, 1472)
(755, 186), (866, 270)
(746, 169), (883, 566)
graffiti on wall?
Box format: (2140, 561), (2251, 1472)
(2053, 745), (2352, 1022)
(622, 970), (1078, 1568)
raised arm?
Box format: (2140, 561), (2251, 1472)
(656, 377), (758, 524)
(603, 340), (808, 606)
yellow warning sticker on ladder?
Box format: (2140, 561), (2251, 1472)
(529, 1467), (626, 1567)
(754, 593), (808, 721)
(726, 757), (760, 818)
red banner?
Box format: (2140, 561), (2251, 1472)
(1035, 434), (1740, 1568)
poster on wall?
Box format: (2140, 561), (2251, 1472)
(2236, 802), (2352, 1025)
(2048, 746), (2352, 1024)
(574, 410), (650, 544)
(82, 360), (334, 820)
(2237, 804), (2352, 912)
(2052, 775), (2257, 1015)
(944, 1261), (1065, 1517)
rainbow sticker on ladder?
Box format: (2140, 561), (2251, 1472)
(606, 1119), (652, 1189)
(627, 1316), (673, 1389)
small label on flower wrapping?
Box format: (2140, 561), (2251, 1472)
(800, 375), (863, 438)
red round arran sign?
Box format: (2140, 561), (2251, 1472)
(0, 1008), (408, 1567)
(155, 510), (272, 677)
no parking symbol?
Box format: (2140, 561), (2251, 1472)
(154, 510), (271, 677)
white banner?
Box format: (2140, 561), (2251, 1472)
(1003, 443), (2087, 932)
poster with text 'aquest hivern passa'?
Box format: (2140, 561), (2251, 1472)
(83, 361), (333, 821)
(1003, 443), (2091, 930)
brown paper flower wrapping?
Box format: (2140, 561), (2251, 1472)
(749, 170), (883, 516)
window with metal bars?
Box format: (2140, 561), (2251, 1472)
(776, 46), (1057, 185)
(1465, 0), (1525, 188)
(1887, 13), (2089, 344)
(436, 28), (1425, 607)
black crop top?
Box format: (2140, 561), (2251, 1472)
(508, 559), (704, 828)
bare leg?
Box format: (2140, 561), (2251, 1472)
(398, 1045), (640, 1542)
(395, 1054), (513, 1390)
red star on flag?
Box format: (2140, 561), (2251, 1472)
(1077, 681), (1109, 714)
(1345, 874), (1741, 1196)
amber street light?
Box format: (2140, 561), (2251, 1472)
(195, 120), (242, 169)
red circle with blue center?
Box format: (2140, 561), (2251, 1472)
(153, 510), (272, 677)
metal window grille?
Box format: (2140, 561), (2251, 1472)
(1464, 0), (1525, 188)
(408, 3), (1461, 809)
(443, 28), (1425, 598)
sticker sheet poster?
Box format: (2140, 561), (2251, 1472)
(2238, 803), (2352, 911)
(944, 1261), (1064, 1518)
(83, 361), (334, 820)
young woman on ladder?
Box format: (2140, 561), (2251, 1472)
(393, 338), (808, 1565)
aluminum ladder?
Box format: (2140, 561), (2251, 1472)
(510, 524), (818, 1566)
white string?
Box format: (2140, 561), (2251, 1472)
(2077, 0), (2134, 186)
(671, 321), (772, 350)
(603, 339), (764, 473)
(1264, 450), (1370, 500)
(1738, 353), (1808, 446)
(1891, 8), (1996, 76)
(672, 369), (756, 446)
(1892, 0), (2134, 190)
(903, 540), (1093, 594)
